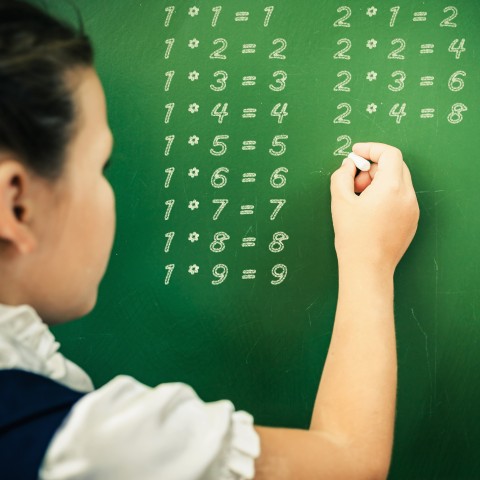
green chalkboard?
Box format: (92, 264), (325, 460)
(46, 1), (480, 478)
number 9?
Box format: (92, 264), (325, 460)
(212, 264), (228, 285)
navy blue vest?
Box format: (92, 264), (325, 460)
(0, 368), (86, 480)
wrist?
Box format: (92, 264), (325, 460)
(337, 258), (395, 285)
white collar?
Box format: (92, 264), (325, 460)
(0, 302), (94, 392)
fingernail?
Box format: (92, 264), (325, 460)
(342, 158), (348, 166)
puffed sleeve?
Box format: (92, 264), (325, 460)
(38, 375), (261, 480)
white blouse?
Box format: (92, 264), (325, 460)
(0, 303), (260, 480)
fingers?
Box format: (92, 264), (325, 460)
(353, 142), (404, 181)
(331, 143), (413, 198)
(369, 162), (378, 179)
(330, 157), (358, 199)
(354, 171), (372, 193)
(402, 163), (414, 187)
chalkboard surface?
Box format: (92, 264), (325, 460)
(45, 1), (480, 478)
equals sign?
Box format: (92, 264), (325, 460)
(242, 43), (256, 54)
(242, 140), (257, 151)
(235, 11), (250, 22)
(242, 269), (256, 280)
(420, 76), (435, 86)
(240, 205), (255, 215)
(413, 11), (427, 22)
(420, 44), (434, 54)
(241, 237), (256, 247)
(242, 108), (257, 119)
(420, 108), (435, 119)
(242, 173), (257, 183)
(242, 76), (257, 86)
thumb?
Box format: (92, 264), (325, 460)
(330, 157), (357, 199)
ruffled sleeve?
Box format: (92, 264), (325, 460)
(220, 410), (260, 479)
(38, 375), (261, 480)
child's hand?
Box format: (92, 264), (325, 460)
(330, 142), (420, 274)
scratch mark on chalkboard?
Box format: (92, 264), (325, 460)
(245, 336), (261, 364)
(130, 170), (138, 188)
(244, 225), (254, 236)
(411, 307), (433, 418)
(306, 298), (320, 310)
(306, 297), (321, 327)
(360, 108), (389, 136)
(310, 169), (328, 176)
(415, 190), (446, 194)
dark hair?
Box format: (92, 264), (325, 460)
(0, 0), (93, 180)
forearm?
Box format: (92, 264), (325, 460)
(310, 261), (396, 473)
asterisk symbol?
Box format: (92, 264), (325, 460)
(366, 6), (378, 17)
(188, 103), (199, 114)
(188, 71), (199, 81)
(366, 71), (378, 82)
(188, 38), (199, 49)
(188, 6), (199, 17)
(188, 135), (199, 146)
(188, 200), (199, 210)
(188, 232), (199, 243)
(366, 103), (378, 114)
(366, 39), (378, 49)
(188, 264), (200, 275)
(188, 167), (199, 178)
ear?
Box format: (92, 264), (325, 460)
(0, 159), (37, 254)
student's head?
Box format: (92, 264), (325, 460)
(0, 0), (115, 324)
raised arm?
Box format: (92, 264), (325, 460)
(253, 143), (420, 480)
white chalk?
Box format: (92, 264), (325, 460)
(347, 152), (371, 172)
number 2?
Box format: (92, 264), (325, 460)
(440, 6), (458, 28)
(333, 103), (351, 124)
(388, 39), (406, 60)
(210, 38), (228, 60)
(334, 71), (351, 92)
(333, 6), (351, 27)
(334, 135), (351, 157)
(269, 38), (287, 60)
(334, 38), (351, 60)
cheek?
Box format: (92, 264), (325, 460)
(79, 178), (115, 260)
(100, 179), (116, 248)
(82, 178), (115, 284)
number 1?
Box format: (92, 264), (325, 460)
(164, 103), (175, 124)
(164, 38), (175, 59)
(264, 6), (274, 27)
(164, 6), (175, 27)
(164, 135), (175, 156)
(164, 264), (175, 285)
(212, 6), (222, 27)
(390, 6), (400, 27)
(164, 70), (175, 91)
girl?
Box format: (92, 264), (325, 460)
(0, 1), (420, 479)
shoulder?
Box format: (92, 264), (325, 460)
(0, 369), (86, 480)
(0, 302), (93, 392)
(40, 375), (260, 480)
